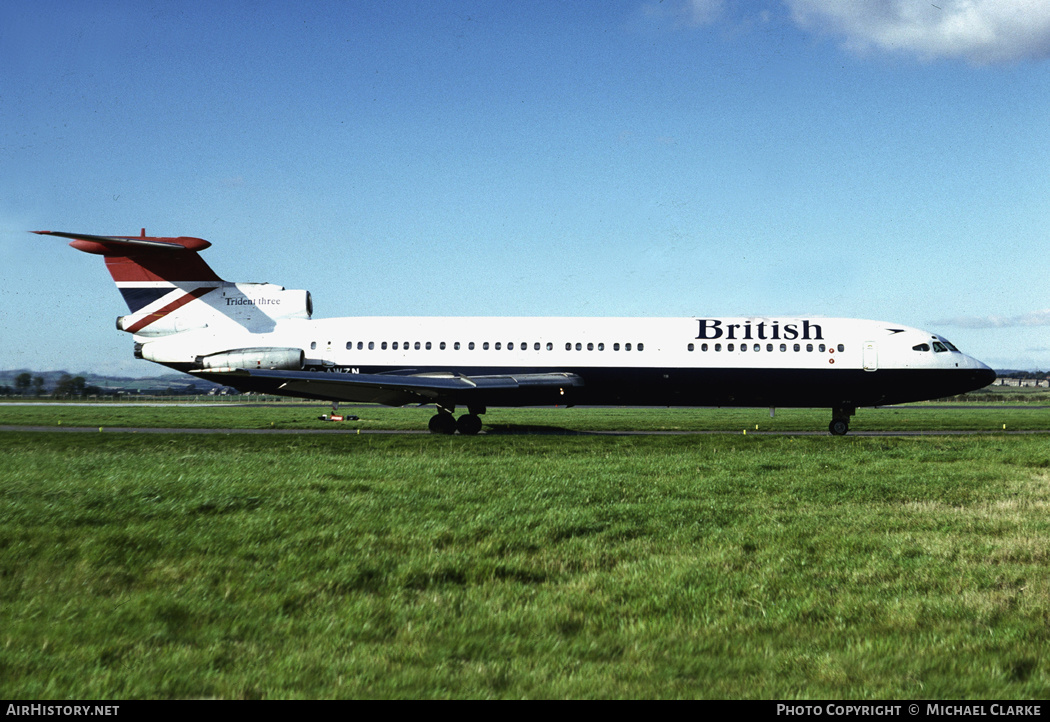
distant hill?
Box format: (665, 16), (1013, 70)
(0, 369), (224, 394)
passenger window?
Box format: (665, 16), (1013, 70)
(741, 343), (748, 352)
(598, 343), (604, 351)
(368, 341), (374, 350)
(587, 343), (593, 351)
(468, 342), (474, 350)
(613, 343), (620, 351)
(780, 344), (786, 352)
(416, 342), (422, 350)
(715, 343), (721, 352)
(702, 343), (708, 352)
(456, 342), (462, 350)
(566, 343), (572, 351)
(311, 341), (317, 350)
(806, 344), (813, 352)
(392, 342), (398, 350)
(727, 343), (734, 352)
(638, 343), (644, 351)
(495, 342), (501, 350)
(546, 342), (553, 351)
(819, 344), (826, 353)
(575, 343), (582, 350)
(688, 343), (694, 351)
(766, 344), (773, 352)
(381, 342), (387, 350)
(440, 342), (446, 350)
(483, 342), (490, 350)
(625, 343), (632, 351)
(507, 342), (513, 350)
(793, 344), (800, 352)
(346, 342), (352, 350)
(837, 344), (844, 352)
(357, 342), (363, 350)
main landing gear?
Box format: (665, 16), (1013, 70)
(428, 406), (486, 435)
(829, 406), (856, 436)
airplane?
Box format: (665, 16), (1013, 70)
(36, 229), (996, 435)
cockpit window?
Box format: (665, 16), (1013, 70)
(932, 341), (949, 353)
(943, 339), (960, 352)
(912, 343), (930, 352)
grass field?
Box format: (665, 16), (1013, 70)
(2, 411), (1049, 699)
(1, 400), (1049, 434)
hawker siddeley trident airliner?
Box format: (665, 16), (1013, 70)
(37, 230), (996, 435)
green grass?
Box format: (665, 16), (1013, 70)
(1, 402), (1049, 433)
(2, 429), (1049, 698)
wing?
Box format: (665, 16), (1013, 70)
(197, 368), (584, 407)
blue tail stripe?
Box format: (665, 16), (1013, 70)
(119, 287), (172, 312)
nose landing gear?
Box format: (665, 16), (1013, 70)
(829, 406), (856, 436)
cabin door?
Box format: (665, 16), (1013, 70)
(863, 342), (878, 372)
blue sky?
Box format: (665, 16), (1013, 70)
(2, 0), (1049, 374)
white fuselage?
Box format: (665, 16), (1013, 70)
(142, 315), (985, 375)
(142, 314), (994, 410)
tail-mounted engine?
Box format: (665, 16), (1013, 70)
(194, 347), (305, 371)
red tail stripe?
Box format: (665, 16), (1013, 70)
(104, 254), (222, 283)
(124, 287), (215, 333)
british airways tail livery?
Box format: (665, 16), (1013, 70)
(37, 230), (996, 435)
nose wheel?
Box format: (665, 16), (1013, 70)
(829, 406), (855, 436)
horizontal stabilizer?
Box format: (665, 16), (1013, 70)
(33, 230), (211, 253)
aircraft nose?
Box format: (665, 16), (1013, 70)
(966, 358), (996, 390)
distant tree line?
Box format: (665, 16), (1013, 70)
(999, 370), (1049, 380)
(0, 372), (103, 398)
(0, 371), (212, 397)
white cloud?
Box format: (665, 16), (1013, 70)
(784, 0), (1050, 63)
(686, 0), (725, 25)
(937, 309), (1050, 328)
(642, 0), (725, 28)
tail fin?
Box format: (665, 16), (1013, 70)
(35, 229), (226, 336)
(34, 229), (223, 311)
(37, 230), (311, 343)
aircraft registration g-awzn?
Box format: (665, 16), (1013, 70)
(37, 230), (997, 435)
